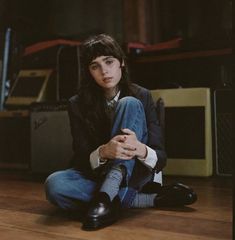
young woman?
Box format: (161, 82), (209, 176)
(45, 34), (196, 230)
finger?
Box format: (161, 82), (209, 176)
(112, 135), (127, 142)
(122, 143), (136, 151)
(122, 149), (135, 158)
(119, 154), (134, 160)
(119, 157), (133, 160)
(121, 128), (134, 135)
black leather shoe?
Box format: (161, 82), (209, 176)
(154, 183), (197, 207)
(141, 181), (162, 193)
(82, 192), (121, 231)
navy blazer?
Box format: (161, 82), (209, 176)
(68, 83), (167, 177)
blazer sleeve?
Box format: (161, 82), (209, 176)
(142, 89), (167, 173)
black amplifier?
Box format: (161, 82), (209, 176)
(30, 102), (73, 174)
(214, 89), (232, 176)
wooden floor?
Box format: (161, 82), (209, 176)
(0, 170), (233, 240)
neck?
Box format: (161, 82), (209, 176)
(105, 87), (119, 100)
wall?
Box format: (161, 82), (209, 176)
(0, 0), (123, 45)
(48, 0), (123, 42)
(0, 0), (232, 46)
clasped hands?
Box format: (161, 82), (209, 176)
(99, 128), (147, 160)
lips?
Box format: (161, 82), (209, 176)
(103, 77), (112, 82)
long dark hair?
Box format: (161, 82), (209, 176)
(77, 34), (134, 144)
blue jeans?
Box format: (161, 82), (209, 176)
(45, 97), (148, 210)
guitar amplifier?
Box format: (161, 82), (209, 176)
(30, 102), (73, 173)
(214, 89), (232, 176)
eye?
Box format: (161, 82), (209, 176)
(89, 64), (98, 71)
(105, 59), (114, 65)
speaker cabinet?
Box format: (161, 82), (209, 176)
(214, 89), (232, 176)
(151, 88), (213, 177)
(30, 106), (73, 173)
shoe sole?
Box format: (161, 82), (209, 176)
(82, 216), (118, 231)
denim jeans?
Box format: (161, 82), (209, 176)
(45, 96), (149, 210)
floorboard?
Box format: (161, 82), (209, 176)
(0, 170), (232, 240)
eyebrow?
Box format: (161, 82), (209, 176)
(89, 56), (114, 65)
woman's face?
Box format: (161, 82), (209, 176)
(88, 55), (123, 98)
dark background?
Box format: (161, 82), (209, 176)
(0, 0), (232, 46)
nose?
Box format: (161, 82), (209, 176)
(100, 64), (108, 75)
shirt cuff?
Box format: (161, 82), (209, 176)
(90, 147), (107, 169)
(138, 145), (158, 169)
(153, 171), (162, 185)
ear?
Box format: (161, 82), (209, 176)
(121, 60), (125, 67)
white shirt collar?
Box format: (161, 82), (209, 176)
(106, 91), (120, 106)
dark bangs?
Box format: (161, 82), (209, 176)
(81, 34), (124, 67)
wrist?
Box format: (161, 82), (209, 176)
(137, 143), (147, 159)
(98, 145), (108, 165)
(99, 144), (106, 159)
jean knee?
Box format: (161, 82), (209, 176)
(116, 97), (145, 119)
(118, 96), (142, 108)
(44, 172), (63, 203)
